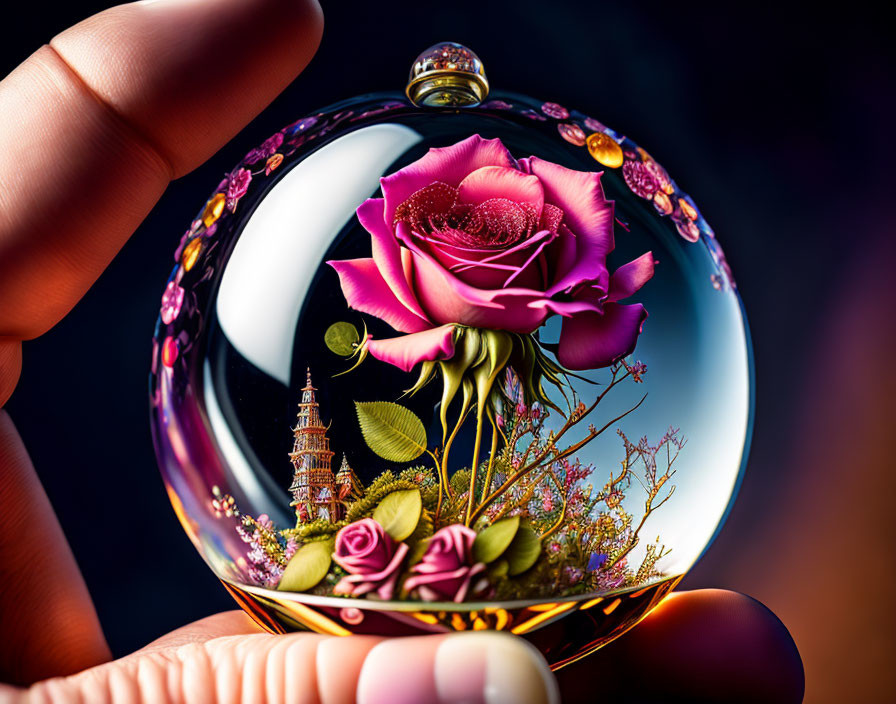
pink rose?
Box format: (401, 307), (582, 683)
(328, 135), (655, 372)
(244, 131), (284, 164)
(403, 524), (487, 602)
(160, 280), (184, 325)
(225, 168), (252, 211)
(332, 518), (408, 600)
(622, 158), (659, 199)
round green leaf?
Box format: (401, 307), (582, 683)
(355, 401), (427, 463)
(373, 489), (422, 542)
(325, 322), (360, 356)
(277, 539), (333, 592)
(505, 525), (541, 576)
(472, 516), (521, 564)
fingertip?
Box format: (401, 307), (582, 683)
(356, 632), (559, 704)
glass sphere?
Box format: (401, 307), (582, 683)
(149, 88), (751, 667)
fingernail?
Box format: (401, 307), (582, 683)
(357, 633), (559, 704)
(436, 633), (560, 704)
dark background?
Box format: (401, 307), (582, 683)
(3, 2), (894, 701)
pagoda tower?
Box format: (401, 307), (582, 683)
(335, 455), (363, 502)
(288, 369), (341, 523)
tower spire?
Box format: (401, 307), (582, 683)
(336, 454), (364, 502)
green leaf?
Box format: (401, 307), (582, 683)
(277, 539), (334, 592)
(488, 559), (509, 579)
(504, 524), (541, 576)
(355, 401), (427, 463)
(472, 516), (520, 564)
(373, 489), (422, 542)
(407, 537), (430, 565)
(325, 322), (360, 356)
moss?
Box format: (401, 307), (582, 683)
(344, 478), (420, 523)
(281, 518), (341, 543)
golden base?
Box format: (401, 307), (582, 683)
(222, 574), (682, 670)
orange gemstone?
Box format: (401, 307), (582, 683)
(202, 192), (226, 228)
(586, 132), (624, 168)
(653, 191), (673, 215)
(266, 153), (284, 174)
(679, 198), (698, 221)
(161, 336), (179, 367)
(182, 237), (203, 271)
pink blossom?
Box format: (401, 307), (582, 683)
(226, 168), (252, 211)
(622, 159), (659, 199)
(244, 132), (284, 164)
(541, 102), (569, 119)
(584, 116), (607, 132)
(328, 135), (654, 372)
(332, 518), (408, 600)
(160, 280), (184, 325)
(403, 524), (487, 602)
(643, 156), (672, 194)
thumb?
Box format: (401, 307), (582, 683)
(3, 621), (559, 704)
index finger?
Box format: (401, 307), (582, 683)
(0, 0), (323, 403)
(0, 0), (322, 684)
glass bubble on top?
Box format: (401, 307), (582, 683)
(150, 60), (751, 668)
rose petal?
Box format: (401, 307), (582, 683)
(327, 258), (431, 333)
(367, 325), (456, 372)
(381, 135), (517, 224)
(527, 292), (604, 318)
(457, 166), (544, 214)
(333, 542), (409, 599)
(606, 252), (656, 302)
(408, 249), (549, 332)
(412, 229), (555, 291)
(556, 302), (648, 370)
(542, 221), (570, 278)
(519, 158), (615, 295)
(356, 198), (430, 321)
(395, 223), (558, 332)
(404, 562), (486, 602)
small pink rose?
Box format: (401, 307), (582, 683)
(160, 280), (185, 325)
(622, 159), (659, 199)
(403, 524), (487, 603)
(244, 132), (284, 164)
(226, 168), (252, 211)
(332, 518), (408, 600)
(541, 101), (569, 119)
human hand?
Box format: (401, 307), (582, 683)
(0, 0), (804, 701)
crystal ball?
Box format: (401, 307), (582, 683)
(149, 88), (751, 667)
